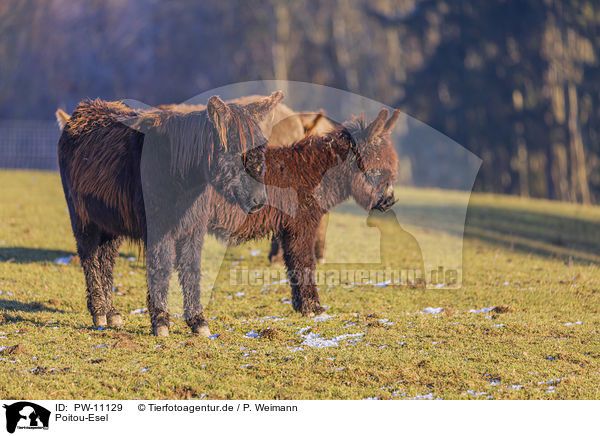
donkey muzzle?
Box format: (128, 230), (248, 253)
(372, 187), (396, 212)
(246, 189), (267, 214)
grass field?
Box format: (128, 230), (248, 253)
(1, 170), (600, 400)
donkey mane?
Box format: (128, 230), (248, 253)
(132, 108), (216, 177)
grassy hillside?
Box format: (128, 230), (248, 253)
(1, 170), (599, 399)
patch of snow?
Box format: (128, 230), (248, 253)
(54, 256), (73, 265)
(263, 316), (285, 322)
(469, 306), (495, 314)
(130, 308), (148, 315)
(537, 378), (562, 385)
(234, 292), (245, 297)
(297, 326), (312, 335)
(464, 390), (487, 396)
(379, 318), (395, 326)
(300, 332), (365, 348)
(245, 330), (260, 338)
(301, 333), (338, 348)
(313, 313), (336, 322)
(564, 321), (582, 326)
(408, 393), (435, 400)
(423, 307), (443, 314)
(491, 323), (504, 328)
(249, 249), (261, 256)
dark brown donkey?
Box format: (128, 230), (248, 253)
(208, 109), (400, 316)
(267, 110), (335, 265)
(57, 93), (283, 336)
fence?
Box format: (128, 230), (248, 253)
(0, 120), (61, 171)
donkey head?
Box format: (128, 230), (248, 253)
(207, 91), (284, 214)
(345, 109), (401, 212)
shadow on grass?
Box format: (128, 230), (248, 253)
(463, 204), (600, 264)
(0, 313), (68, 328)
(424, 203), (600, 263)
(0, 247), (141, 265)
(0, 299), (64, 313)
(334, 200), (600, 264)
(0, 247), (74, 264)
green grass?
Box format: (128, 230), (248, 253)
(1, 170), (600, 399)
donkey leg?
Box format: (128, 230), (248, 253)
(146, 238), (175, 336)
(75, 225), (108, 327)
(175, 231), (210, 337)
(280, 229), (324, 316)
(98, 234), (124, 328)
(268, 235), (284, 265)
(314, 214), (329, 264)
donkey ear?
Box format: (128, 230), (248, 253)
(244, 91), (284, 122)
(382, 109), (401, 134)
(55, 109), (70, 131)
(207, 95), (232, 149)
(366, 108), (389, 140)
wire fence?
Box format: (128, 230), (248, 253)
(0, 120), (61, 171)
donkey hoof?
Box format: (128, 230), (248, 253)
(93, 315), (107, 327)
(107, 313), (123, 328)
(302, 304), (325, 317)
(192, 325), (211, 337)
(153, 325), (169, 337)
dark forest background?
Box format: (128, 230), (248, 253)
(1, 0), (599, 202)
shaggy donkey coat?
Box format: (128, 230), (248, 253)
(57, 92), (283, 336)
(158, 96), (336, 264)
(267, 110), (335, 265)
(209, 109), (400, 316)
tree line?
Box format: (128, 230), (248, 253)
(1, 0), (598, 202)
